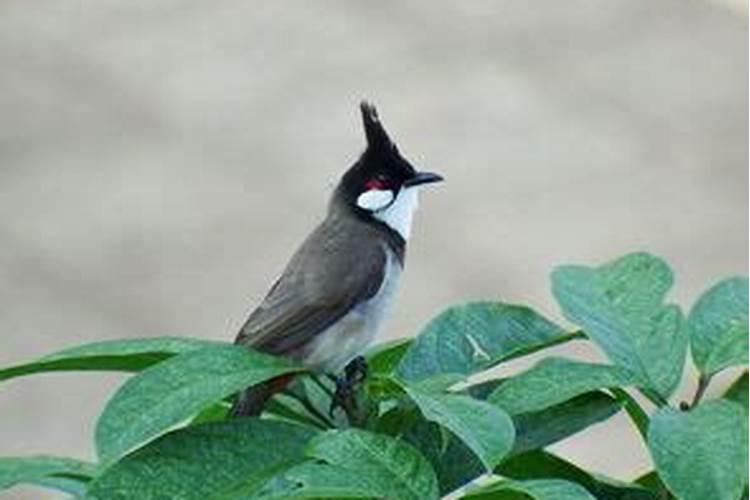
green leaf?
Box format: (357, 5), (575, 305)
(551, 253), (687, 398)
(87, 419), (317, 500)
(306, 429), (439, 500)
(264, 394), (330, 430)
(723, 371), (748, 409)
(403, 386), (515, 469)
(392, 392), (619, 496)
(499, 450), (657, 500)
(399, 413), (485, 495)
(188, 401), (230, 425)
(95, 344), (303, 463)
(0, 337), (221, 382)
(689, 277), (749, 375)
(648, 399), (748, 500)
(366, 337), (413, 375)
(461, 379), (505, 400)
(256, 462), (380, 499)
(30, 475), (91, 497)
(460, 375), (621, 455)
(635, 471), (675, 500)
(273, 377), (337, 429)
(462, 478), (596, 500)
(489, 358), (635, 415)
(397, 302), (576, 382)
(0, 456), (96, 495)
(511, 391), (621, 455)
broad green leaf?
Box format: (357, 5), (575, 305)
(306, 429), (439, 500)
(551, 253), (687, 398)
(273, 377), (339, 429)
(511, 391), (621, 455)
(648, 399), (748, 500)
(366, 337), (413, 375)
(689, 277), (749, 375)
(462, 379), (621, 456)
(462, 379), (505, 400)
(723, 371), (748, 409)
(410, 373), (467, 393)
(404, 386), (515, 469)
(28, 475), (90, 497)
(87, 419), (316, 500)
(462, 478), (596, 500)
(95, 344), (304, 463)
(489, 358), (635, 415)
(256, 462), (380, 499)
(499, 450), (657, 500)
(402, 418), (483, 495)
(0, 456), (96, 495)
(264, 394), (331, 430)
(635, 471), (675, 500)
(397, 302), (575, 382)
(0, 336), (221, 382)
(392, 393), (618, 496)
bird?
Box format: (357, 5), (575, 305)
(230, 101), (442, 418)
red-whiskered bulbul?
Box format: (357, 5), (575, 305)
(230, 102), (442, 417)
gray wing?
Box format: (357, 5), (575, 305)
(234, 219), (387, 357)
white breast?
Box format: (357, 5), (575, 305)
(374, 186), (420, 240)
(302, 245), (402, 372)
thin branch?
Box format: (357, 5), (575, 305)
(638, 387), (670, 408)
(610, 387), (650, 440)
(689, 374), (712, 409)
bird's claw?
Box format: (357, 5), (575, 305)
(328, 356), (368, 421)
(345, 355), (368, 385)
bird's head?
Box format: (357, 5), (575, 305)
(335, 102), (442, 239)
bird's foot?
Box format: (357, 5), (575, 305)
(329, 356), (368, 425)
(344, 355), (368, 386)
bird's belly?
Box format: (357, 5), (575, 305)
(302, 251), (402, 372)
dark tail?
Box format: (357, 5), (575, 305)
(229, 374), (295, 418)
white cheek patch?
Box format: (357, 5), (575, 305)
(356, 189), (395, 211)
(374, 186), (420, 240)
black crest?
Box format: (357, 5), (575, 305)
(335, 102), (416, 199)
(360, 101), (394, 152)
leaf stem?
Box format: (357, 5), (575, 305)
(638, 387), (669, 408)
(610, 387), (650, 440)
(689, 374), (712, 409)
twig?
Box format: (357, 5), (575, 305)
(689, 374), (712, 409)
(638, 387), (670, 408)
(610, 387), (650, 440)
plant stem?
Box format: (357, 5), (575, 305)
(689, 374), (712, 409)
(638, 387), (670, 408)
(610, 387), (650, 441)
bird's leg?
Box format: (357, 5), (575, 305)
(329, 356), (368, 425)
(345, 355), (368, 386)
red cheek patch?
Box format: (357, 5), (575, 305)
(365, 178), (387, 190)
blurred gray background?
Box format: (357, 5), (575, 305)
(0, 1), (747, 498)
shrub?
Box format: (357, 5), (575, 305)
(0, 252), (747, 499)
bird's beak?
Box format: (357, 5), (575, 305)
(403, 171), (444, 188)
